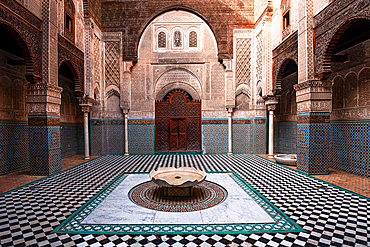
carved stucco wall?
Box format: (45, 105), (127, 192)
(133, 10), (224, 120)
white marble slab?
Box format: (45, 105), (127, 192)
(81, 173), (275, 225)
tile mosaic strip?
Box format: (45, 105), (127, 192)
(53, 171), (302, 235)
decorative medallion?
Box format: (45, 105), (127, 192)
(128, 180), (227, 212)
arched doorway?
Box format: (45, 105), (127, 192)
(0, 24), (29, 175)
(58, 62), (84, 158)
(155, 90), (201, 153)
(274, 59), (298, 154)
(327, 18), (370, 177)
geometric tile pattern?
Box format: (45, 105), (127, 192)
(107, 125), (125, 154)
(0, 155), (369, 246)
(236, 38), (252, 87)
(0, 122), (30, 175)
(297, 123), (330, 175)
(330, 121), (370, 178)
(91, 124), (104, 156)
(253, 122), (266, 154)
(60, 123), (84, 158)
(53, 171), (302, 235)
(128, 124), (154, 154)
(274, 122), (297, 154)
(233, 124), (252, 153)
(202, 124), (228, 154)
(28, 125), (61, 176)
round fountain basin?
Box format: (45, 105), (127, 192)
(150, 167), (207, 188)
(274, 154), (297, 165)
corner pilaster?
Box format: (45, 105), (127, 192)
(26, 83), (62, 175)
(294, 80), (332, 175)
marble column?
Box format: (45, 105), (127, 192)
(123, 109), (129, 155)
(227, 107), (234, 155)
(26, 83), (62, 176)
(264, 96), (278, 157)
(294, 80), (332, 175)
(79, 97), (93, 159)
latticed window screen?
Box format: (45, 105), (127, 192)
(158, 31), (166, 48)
(189, 31), (197, 47)
(173, 31), (182, 48)
(236, 38), (252, 87)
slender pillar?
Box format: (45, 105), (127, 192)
(227, 107), (234, 155)
(123, 110), (129, 155)
(79, 96), (93, 159)
(264, 96), (278, 157)
(83, 111), (90, 159)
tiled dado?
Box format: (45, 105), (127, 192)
(330, 121), (370, 178)
(0, 122), (30, 175)
(128, 120), (155, 154)
(203, 118), (266, 154)
(274, 122), (297, 154)
(90, 119), (126, 155)
(60, 123), (84, 158)
(297, 113), (330, 175)
(28, 116), (61, 175)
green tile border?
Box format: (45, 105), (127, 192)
(52, 171), (303, 235)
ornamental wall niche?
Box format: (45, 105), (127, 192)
(58, 35), (84, 95)
(272, 31), (298, 92)
(0, 0), (42, 83)
(314, 0), (370, 77)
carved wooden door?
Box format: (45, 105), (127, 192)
(155, 90), (201, 153)
(169, 118), (187, 150)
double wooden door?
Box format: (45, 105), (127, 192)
(169, 118), (187, 150)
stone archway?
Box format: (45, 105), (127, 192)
(58, 62), (84, 158)
(155, 89), (201, 153)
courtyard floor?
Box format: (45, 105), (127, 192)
(0, 154), (369, 246)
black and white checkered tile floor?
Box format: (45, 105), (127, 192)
(0, 155), (369, 246)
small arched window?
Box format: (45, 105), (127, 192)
(158, 31), (166, 48)
(189, 31), (197, 47)
(173, 30), (182, 48)
(65, 0), (75, 42)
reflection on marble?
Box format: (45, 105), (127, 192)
(82, 173), (275, 225)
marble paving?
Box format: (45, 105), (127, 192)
(82, 173), (275, 225)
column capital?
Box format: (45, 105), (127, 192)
(26, 83), (63, 116)
(123, 61), (133, 73)
(263, 95), (278, 111)
(78, 96), (94, 113)
(294, 80), (332, 113)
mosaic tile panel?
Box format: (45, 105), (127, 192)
(29, 126), (61, 175)
(232, 124), (252, 154)
(0, 122), (30, 175)
(330, 122), (370, 178)
(107, 125), (124, 155)
(297, 123), (329, 175)
(274, 122), (297, 154)
(91, 124), (104, 156)
(202, 124), (228, 154)
(253, 122), (266, 154)
(128, 124), (155, 154)
(60, 123), (84, 158)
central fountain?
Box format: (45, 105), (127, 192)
(150, 167), (207, 197)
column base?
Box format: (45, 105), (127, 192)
(227, 152), (233, 155)
(84, 156), (90, 160)
(124, 153), (129, 156)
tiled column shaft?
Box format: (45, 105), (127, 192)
(26, 84), (62, 176)
(294, 80), (332, 175)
